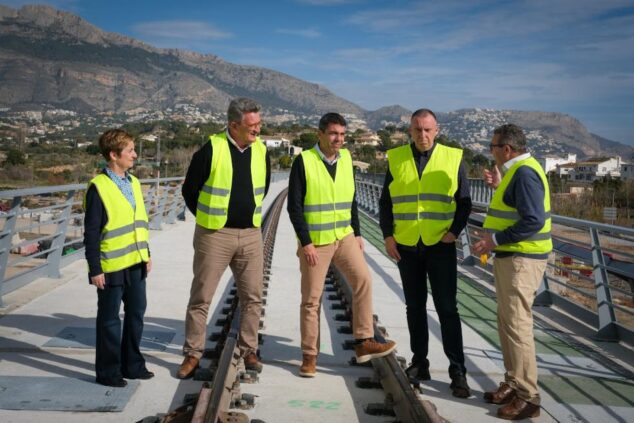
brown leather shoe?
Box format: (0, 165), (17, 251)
(484, 382), (516, 404)
(177, 356), (199, 379)
(244, 352), (263, 373)
(354, 338), (397, 363)
(497, 397), (540, 420)
(299, 354), (317, 378)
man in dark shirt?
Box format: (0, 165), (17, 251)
(287, 113), (395, 378)
(178, 98), (271, 379)
(379, 108), (472, 398)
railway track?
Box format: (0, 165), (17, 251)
(152, 188), (443, 423)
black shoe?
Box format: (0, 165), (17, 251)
(450, 374), (471, 398)
(405, 362), (431, 381)
(124, 369), (155, 380)
(96, 376), (127, 387)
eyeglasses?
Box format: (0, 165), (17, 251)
(489, 143), (507, 150)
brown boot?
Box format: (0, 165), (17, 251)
(299, 354), (317, 378)
(177, 356), (199, 379)
(354, 338), (396, 363)
(244, 352), (263, 373)
(497, 397), (540, 420)
(484, 382), (516, 404)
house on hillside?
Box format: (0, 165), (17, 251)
(537, 154), (577, 173)
(569, 157), (622, 182)
(621, 163), (634, 180)
(260, 136), (291, 149)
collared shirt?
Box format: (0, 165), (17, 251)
(104, 167), (135, 209)
(226, 129), (250, 153)
(502, 152), (531, 173)
(315, 143), (340, 165)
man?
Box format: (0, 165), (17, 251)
(288, 112), (396, 378)
(472, 124), (551, 420)
(179, 97), (271, 378)
(379, 108), (471, 398)
(84, 129), (154, 387)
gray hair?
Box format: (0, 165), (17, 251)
(493, 124), (527, 152)
(227, 97), (261, 123)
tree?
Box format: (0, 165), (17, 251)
(293, 132), (319, 150)
(278, 155), (293, 169)
(6, 149), (26, 165)
(377, 129), (393, 151)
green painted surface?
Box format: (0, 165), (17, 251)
(359, 212), (634, 406)
(538, 375), (634, 407)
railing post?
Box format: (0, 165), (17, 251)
(459, 229), (475, 266)
(150, 183), (169, 230)
(0, 196), (21, 307)
(165, 184), (181, 224)
(590, 227), (618, 340)
(534, 273), (553, 306)
(46, 190), (75, 278)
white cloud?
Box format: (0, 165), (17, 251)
(132, 20), (231, 40)
(275, 28), (321, 38)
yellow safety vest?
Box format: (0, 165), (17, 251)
(196, 132), (267, 229)
(483, 157), (552, 254)
(85, 173), (149, 273)
(387, 143), (462, 246)
(302, 147), (355, 246)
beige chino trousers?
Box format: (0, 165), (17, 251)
(184, 225), (263, 359)
(494, 255), (547, 405)
(298, 233), (374, 356)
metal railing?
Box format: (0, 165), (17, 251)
(0, 177), (186, 307)
(356, 174), (634, 344)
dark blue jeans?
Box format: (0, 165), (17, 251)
(397, 240), (466, 376)
(95, 265), (147, 380)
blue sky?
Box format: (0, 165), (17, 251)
(5, 0), (634, 145)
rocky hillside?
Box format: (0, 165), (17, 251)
(0, 4), (363, 116)
(0, 4), (631, 159)
(435, 109), (634, 158)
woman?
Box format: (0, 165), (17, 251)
(84, 129), (153, 387)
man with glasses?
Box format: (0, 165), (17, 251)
(379, 108), (472, 398)
(473, 124), (551, 420)
(179, 97), (271, 378)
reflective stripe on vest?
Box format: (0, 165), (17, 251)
(302, 147), (355, 246)
(387, 143), (462, 246)
(195, 132), (267, 229)
(85, 173), (150, 273)
(482, 156), (552, 254)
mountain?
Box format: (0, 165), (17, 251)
(435, 109), (634, 159)
(0, 4), (363, 117)
(0, 4), (631, 159)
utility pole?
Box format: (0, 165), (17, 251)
(155, 134), (161, 208)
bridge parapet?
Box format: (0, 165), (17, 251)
(355, 174), (634, 345)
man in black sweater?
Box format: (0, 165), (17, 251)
(178, 98), (271, 379)
(379, 108), (472, 398)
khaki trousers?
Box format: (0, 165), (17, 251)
(298, 234), (374, 356)
(494, 255), (547, 405)
(184, 225), (263, 359)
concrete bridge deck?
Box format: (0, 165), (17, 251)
(0, 179), (633, 422)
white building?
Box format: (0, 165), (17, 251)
(537, 154), (577, 173)
(261, 136), (290, 149)
(570, 157), (622, 182)
(621, 163), (634, 180)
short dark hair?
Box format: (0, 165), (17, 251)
(227, 97), (261, 123)
(318, 112), (347, 132)
(411, 108), (437, 122)
(98, 129), (134, 162)
(493, 124), (527, 152)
